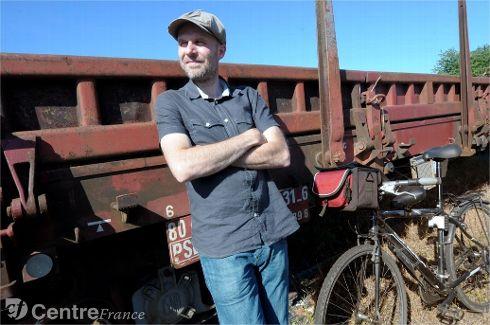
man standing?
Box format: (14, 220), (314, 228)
(156, 10), (299, 324)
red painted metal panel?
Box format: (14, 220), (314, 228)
(1, 53), (488, 248)
(10, 113), (322, 163)
(384, 103), (461, 122)
(3, 53), (488, 84)
(12, 123), (159, 162)
(276, 112), (320, 134)
(392, 118), (460, 156)
(0, 53), (318, 80)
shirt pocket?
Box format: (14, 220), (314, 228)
(189, 118), (227, 144)
(234, 114), (254, 134)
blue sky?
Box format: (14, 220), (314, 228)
(1, 0), (489, 73)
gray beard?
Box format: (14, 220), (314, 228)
(180, 60), (218, 83)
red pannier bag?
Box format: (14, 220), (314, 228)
(312, 167), (381, 215)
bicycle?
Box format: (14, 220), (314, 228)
(313, 144), (489, 324)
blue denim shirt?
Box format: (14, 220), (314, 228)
(156, 80), (299, 258)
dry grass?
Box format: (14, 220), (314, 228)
(404, 219), (490, 325)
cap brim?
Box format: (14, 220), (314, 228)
(168, 18), (215, 41)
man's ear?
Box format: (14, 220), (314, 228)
(218, 44), (226, 60)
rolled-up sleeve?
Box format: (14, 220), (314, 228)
(249, 88), (280, 133)
(155, 91), (189, 141)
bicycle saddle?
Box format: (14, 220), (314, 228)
(391, 186), (426, 208)
(423, 144), (462, 162)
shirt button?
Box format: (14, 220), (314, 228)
(224, 118), (229, 123)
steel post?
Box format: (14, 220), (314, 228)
(316, 0), (346, 167)
(458, 0), (476, 155)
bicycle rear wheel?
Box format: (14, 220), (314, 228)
(446, 198), (490, 312)
(314, 244), (407, 324)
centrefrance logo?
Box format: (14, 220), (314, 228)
(5, 298), (28, 320)
(3, 298), (145, 321)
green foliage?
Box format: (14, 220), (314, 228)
(434, 48), (460, 76)
(433, 45), (490, 77)
(471, 45), (490, 77)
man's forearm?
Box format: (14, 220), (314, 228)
(232, 142), (290, 169)
(172, 134), (259, 181)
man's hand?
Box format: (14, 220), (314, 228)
(232, 126), (290, 170)
(241, 128), (267, 147)
(160, 129), (264, 183)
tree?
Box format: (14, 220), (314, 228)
(433, 45), (490, 77)
(471, 45), (490, 77)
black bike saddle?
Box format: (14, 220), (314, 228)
(423, 144), (462, 162)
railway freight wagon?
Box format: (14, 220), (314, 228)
(1, 53), (489, 323)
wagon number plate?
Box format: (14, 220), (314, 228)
(279, 185), (311, 223)
(165, 215), (198, 269)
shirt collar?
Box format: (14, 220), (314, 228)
(196, 78), (230, 99)
(183, 77), (241, 100)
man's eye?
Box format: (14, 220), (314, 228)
(179, 41), (188, 47)
(195, 41), (205, 46)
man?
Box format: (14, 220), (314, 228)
(156, 9), (299, 324)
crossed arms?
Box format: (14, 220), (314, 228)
(160, 126), (290, 183)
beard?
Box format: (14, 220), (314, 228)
(180, 56), (218, 83)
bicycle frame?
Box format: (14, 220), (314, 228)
(372, 160), (485, 297)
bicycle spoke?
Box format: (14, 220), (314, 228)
(324, 311), (351, 321)
(347, 260), (361, 298)
(339, 273), (357, 308)
(380, 281), (395, 300)
(327, 294), (356, 316)
(331, 285), (357, 310)
(473, 208), (490, 246)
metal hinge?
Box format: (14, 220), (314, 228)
(2, 138), (47, 220)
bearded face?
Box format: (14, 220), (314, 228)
(179, 48), (219, 82)
(177, 24), (225, 83)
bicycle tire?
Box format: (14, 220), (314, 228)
(314, 244), (408, 324)
(446, 198), (490, 313)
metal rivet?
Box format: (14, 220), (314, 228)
(224, 118), (229, 123)
(205, 122), (211, 127)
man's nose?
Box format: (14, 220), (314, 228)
(184, 42), (197, 55)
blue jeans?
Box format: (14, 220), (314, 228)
(199, 239), (289, 325)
